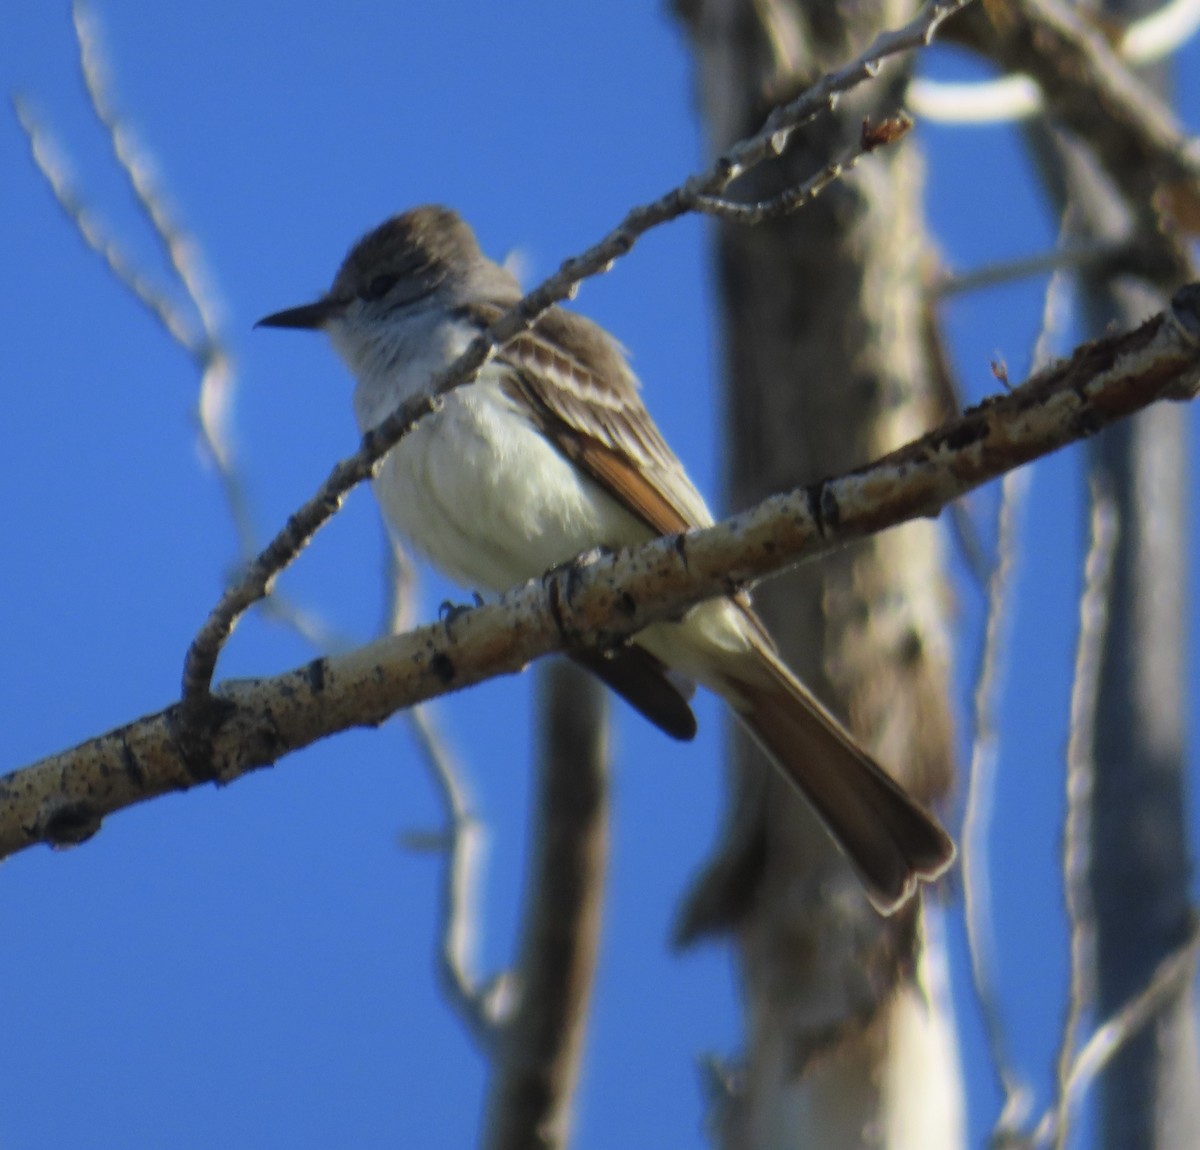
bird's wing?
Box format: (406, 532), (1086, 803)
(459, 302), (714, 536)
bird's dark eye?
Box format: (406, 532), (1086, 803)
(362, 273), (398, 301)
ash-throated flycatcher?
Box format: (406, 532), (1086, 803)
(258, 205), (953, 912)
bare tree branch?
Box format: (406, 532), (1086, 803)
(15, 0), (339, 649)
(1050, 480), (1119, 1150)
(400, 705), (508, 1049)
(483, 662), (609, 1150)
(910, 0), (1200, 122)
(20, 5), (513, 1044)
(1010, 0), (1200, 1127)
(962, 469), (1034, 1140)
(1032, 925), (1200, 1147)
(383, 537), (513, 1046)
(692, 113), (913, 223)
(946, 0), (1200, 248)
(1121, 0), (1200, 62)
(176, 0), (977, 725)
(962, 233), (1077, 1144)
(3, 287), (1199, 859)
(934, 239), (1133, 299)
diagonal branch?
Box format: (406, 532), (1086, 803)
(1032, 924), (1200, 1147)
(946, 0), (1200, 251)
(3, 284), (1198, 860)
(177, 0), (976, 724)
(15, 2), (338, 651)
(911, 0), (1200, 124)
(693, 113), (915, 223)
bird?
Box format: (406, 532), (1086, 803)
(257, 205), (954, 912)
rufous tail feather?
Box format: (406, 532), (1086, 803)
(725, 642), (954, 914)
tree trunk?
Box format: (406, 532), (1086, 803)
(674, 2), (962, 1146)
(484, 663), (609, 1150)
(1014, 0), (1199, 1136)
(1089, 397), (1198, 1150)
(1084, 13), (1199, 1149)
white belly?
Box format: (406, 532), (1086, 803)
(369, 376), (650, 592)
(345, 337), (757, 696)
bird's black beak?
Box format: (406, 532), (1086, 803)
(255, 296), (344, 330)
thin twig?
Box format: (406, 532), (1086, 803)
(384, 536), (505, 1047)
(16, 3), (335, 643)
(254, 592), (350, 652)
(961, 468), (1033, 1140)
(1030, 926), (1200, 1146)
(934, 240), (1131, 299)
(693, 114), (913, 223)
(28, 0), (507, 1064)
(177, 0), (977, 719)
(70, 0), (255, 555)
(1059, 929), (1200, 1123)
(1046, 482), (1118, 1150)
(947, 500), (993, 589)
(960, 236), (1076, 1141)
(73, 1), (223, 340)
(12, 94), (201, 354)
(401, 706), (508, 1050)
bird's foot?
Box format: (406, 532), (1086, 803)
(544, 546), (613, 596)
(438, 592), (485, 634)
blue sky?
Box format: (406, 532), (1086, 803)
(2, 4), (1197, 1148)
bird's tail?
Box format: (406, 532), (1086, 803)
(721, 628), (955, 914)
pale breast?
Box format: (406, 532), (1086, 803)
(371, 376), (651, 592)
